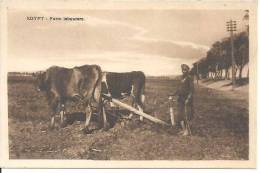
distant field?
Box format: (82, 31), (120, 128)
(8, 75), (249, 160)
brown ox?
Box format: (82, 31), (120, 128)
(34, 65), (109, 133)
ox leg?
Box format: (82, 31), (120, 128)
(128, 111), (134, 119)
(128, 85), (136, 119)
(102, 103), (110, 131)
(178, 121), (186, 135)
(138, 94), (145, 122)
(83, 104), (92, 134)
(182, 121), (191, 136)
(49, 97), (59, 130)
(128, 97), (135, 119)
(128, 112), (134, 119)
(60, 104), (66, 128)
(128, 102), (136, 120)
(137, 104), (144, 122)
(50, 116), (55, 130)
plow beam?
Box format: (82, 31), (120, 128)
(102, 94), (169, 126)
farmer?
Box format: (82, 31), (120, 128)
(174, 64), (194, 136)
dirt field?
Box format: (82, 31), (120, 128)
(8, 76), (249, 160)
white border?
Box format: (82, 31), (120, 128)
(0, 0), (257, 168)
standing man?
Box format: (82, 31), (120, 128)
(175, 64), (194, 136)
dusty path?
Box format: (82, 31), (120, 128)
(198, 79), (248, 102)
(8, 77), (248, 160)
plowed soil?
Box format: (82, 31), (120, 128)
(8, 77), (249, 160)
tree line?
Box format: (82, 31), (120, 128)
(192, 31), (249, 81)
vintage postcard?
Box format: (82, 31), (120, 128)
(0, 0), (257, 168)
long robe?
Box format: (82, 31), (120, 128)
(175, 74), (194, 123)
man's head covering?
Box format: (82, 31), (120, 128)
(181, 64), (190, 71)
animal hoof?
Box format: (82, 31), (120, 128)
(128, 114), (133, 119)
(82, 128), (91, 134)
(103, 123), (110, 131)
(182, 131), (191, 136)
(177, 130), (184, 135)
(49, 125), (55, 130)
(60, 122), (67, 128)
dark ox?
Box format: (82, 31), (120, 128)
(34, 65), (109, 133)
(102, 71), (145, 121)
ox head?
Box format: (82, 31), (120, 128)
(33, 71), (47, 92)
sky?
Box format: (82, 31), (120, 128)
(7, 9), (247, 75)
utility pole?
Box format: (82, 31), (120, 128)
(243, 10), (249, 34)
(226, 20), (237, 90)
(243, 10), (249, 78)
(196, 63), (199, 85)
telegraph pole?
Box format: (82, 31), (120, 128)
(196, 63), (199, 84)
(226, 20), (237, 90)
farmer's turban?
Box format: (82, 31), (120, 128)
(181, 64), (190, 71)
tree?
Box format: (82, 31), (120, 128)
(234, 32), (249, 79)
(194, 31), (248, 81)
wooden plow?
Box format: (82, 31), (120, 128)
(168, 95), (177, 127)
(102, 93), (170, 126)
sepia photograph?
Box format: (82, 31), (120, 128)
(0, 0), (257, 168)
